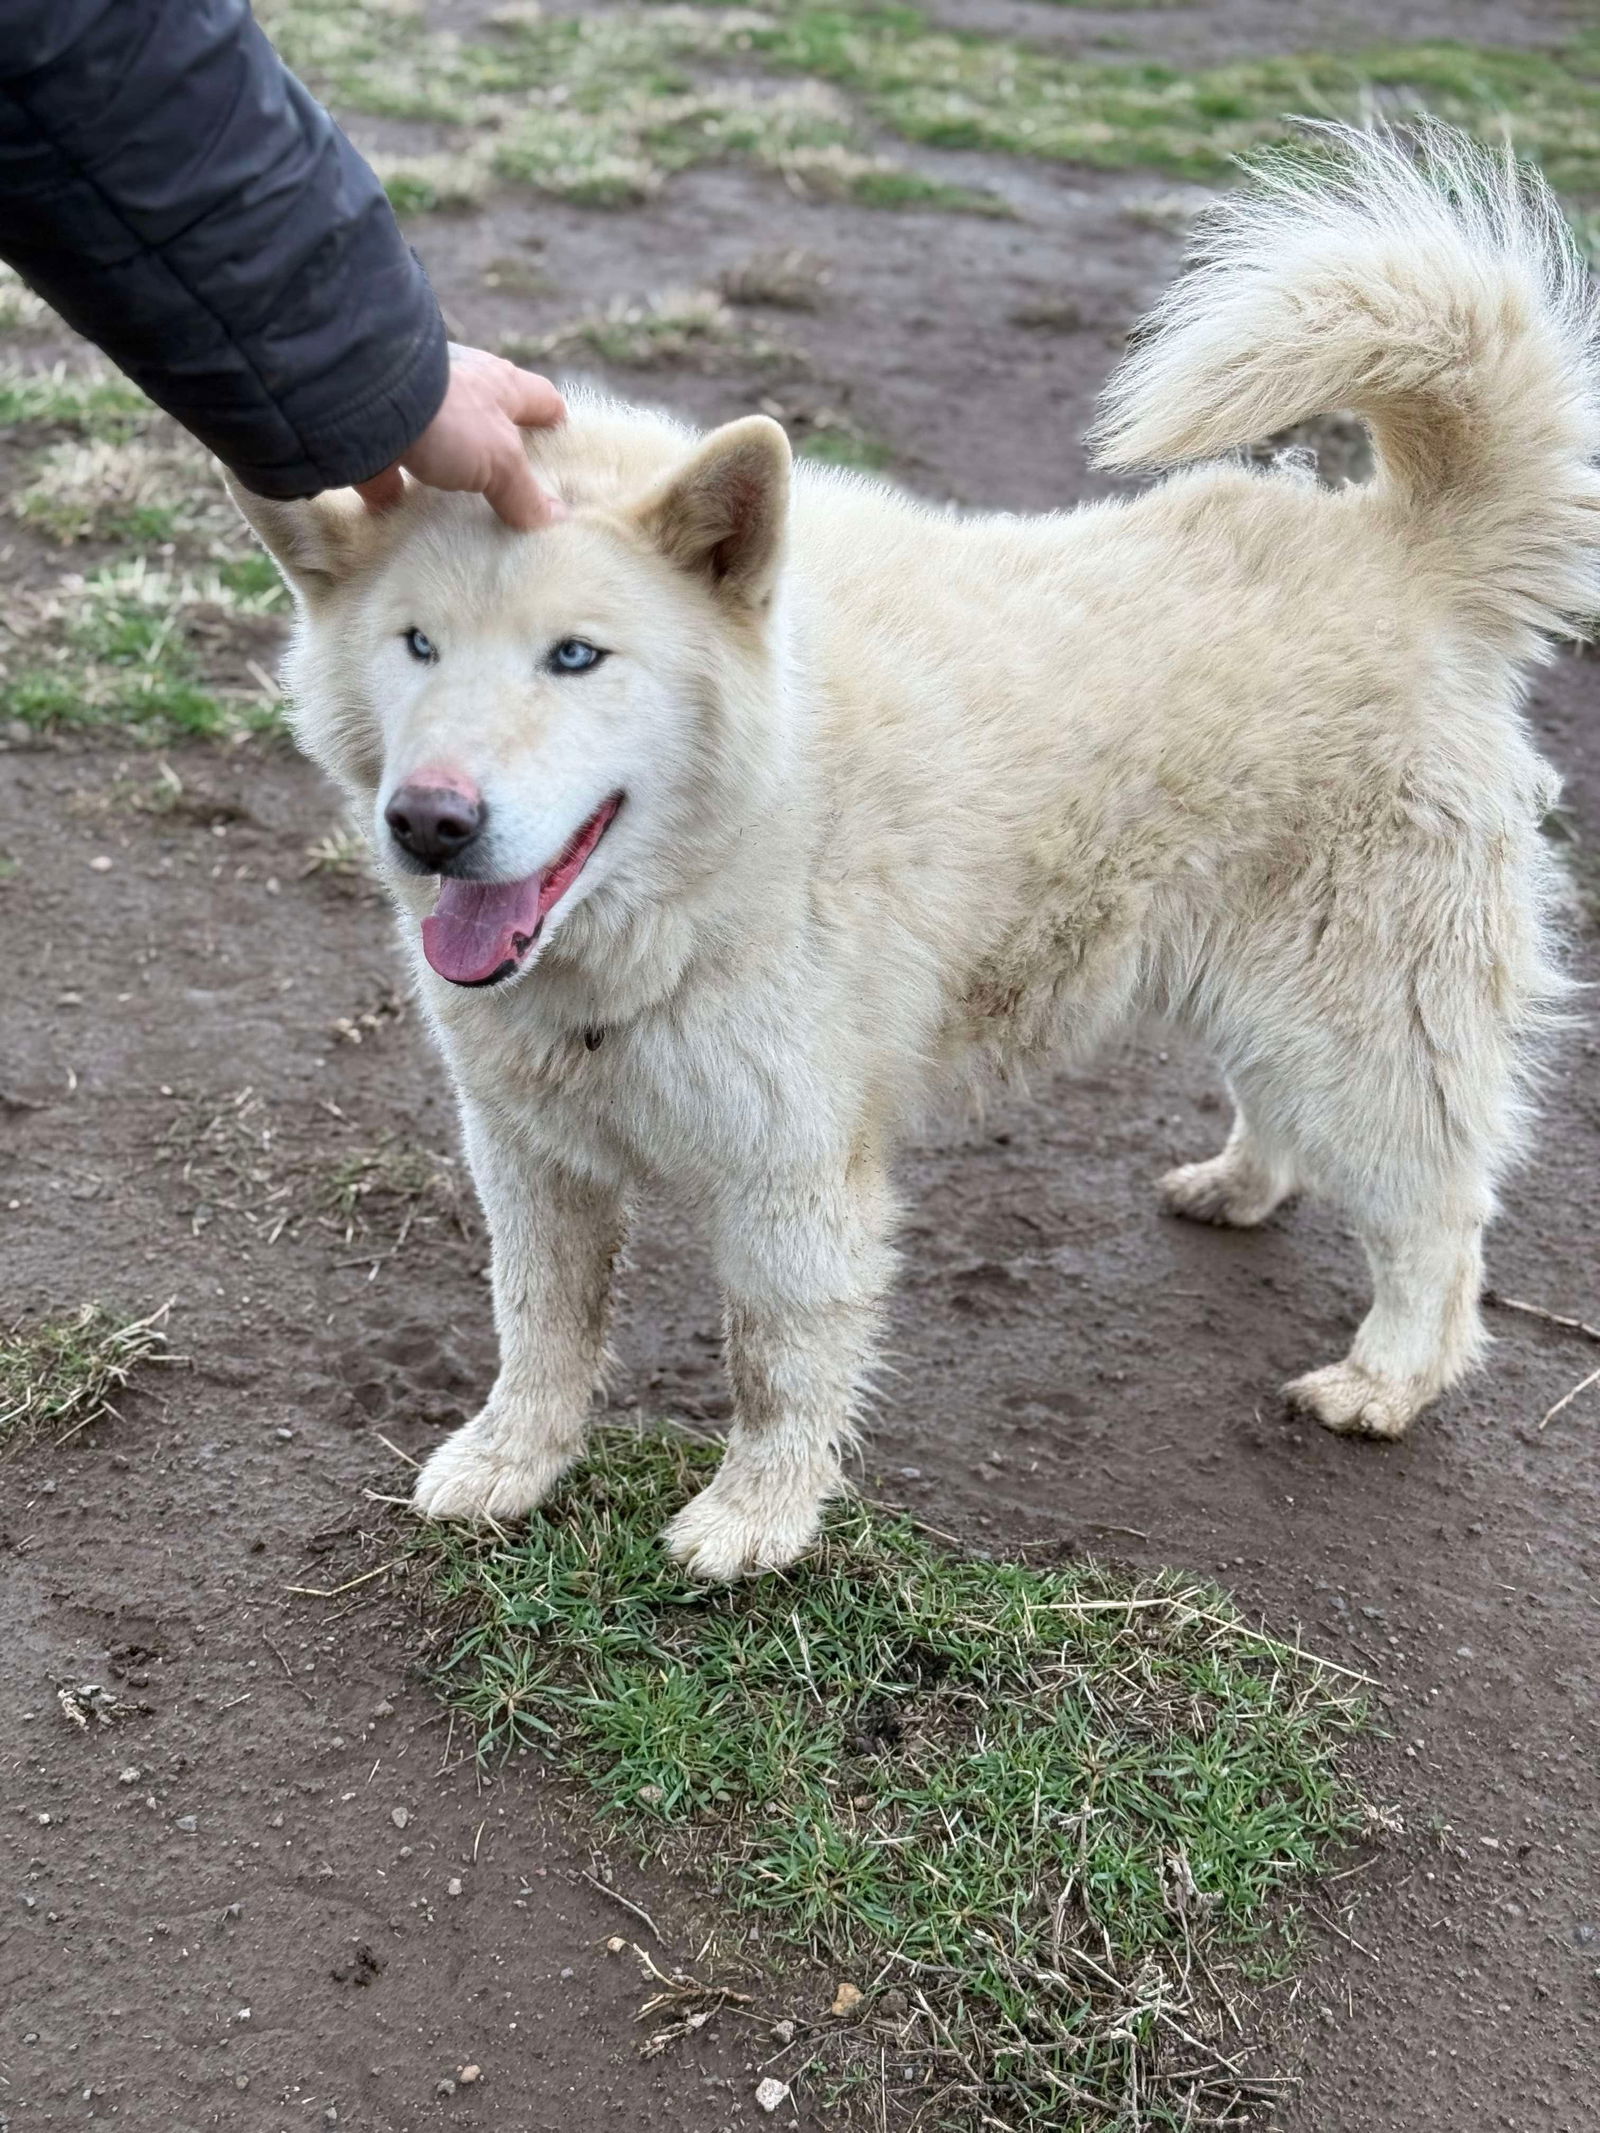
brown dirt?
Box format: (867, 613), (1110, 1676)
(5, 6), (1600, 2129)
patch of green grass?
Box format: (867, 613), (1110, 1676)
(798, 420), (895, 470)
(258, 1), (1009, 211)
(0, 1306), (169, 1459)
(261, 2), (1600, 205)
(752, 22), (1600, 190)
(0, 360), (153, 438)
(0, 558), (287, 743)
(375, 149), (495, 214)
(11, 436), (227, 548)
(417, 1426), (1375, 2131)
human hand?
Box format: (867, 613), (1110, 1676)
(355, 344), (566, 529)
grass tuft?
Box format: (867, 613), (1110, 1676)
(506, 287), (792, 372)
(0, 555), (287, 742)
(374, 149), (495, 215)
(0, 360), (153, 438)
(719, 246), (834, 310)
(0, 1305), (170, 1459)
(417, 1425), (1375, 2131)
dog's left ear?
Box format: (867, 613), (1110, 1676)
(223, 475), (398, 604)
(635, 416), (790, 610)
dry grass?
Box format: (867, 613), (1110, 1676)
(0, 262), (57, 337)
(151, 1088), (465, 1261)
(719, 247), (834, 311)
(372, 148), (495, 215)
(0, 1305), (171, 1459)
(12, 434), (236, 548)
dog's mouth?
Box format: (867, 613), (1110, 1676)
(420, 794), (622, 988)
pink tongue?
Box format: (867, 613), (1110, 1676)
(422, 875), (547, 986)
(419, 796), (621, 986)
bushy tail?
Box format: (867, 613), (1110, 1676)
(1092, 122), (1600, 652)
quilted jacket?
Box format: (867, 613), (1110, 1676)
(0, 0), (449, 496)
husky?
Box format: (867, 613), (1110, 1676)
(232, 126), (1599, 1579)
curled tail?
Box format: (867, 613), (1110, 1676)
(1092, 122), (1600, 653)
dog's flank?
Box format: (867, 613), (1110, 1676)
(233, 125), (1596, 1575)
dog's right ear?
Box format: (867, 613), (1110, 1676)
(223, 476), (394, 602)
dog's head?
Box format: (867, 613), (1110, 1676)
(230, 400), (791, 991)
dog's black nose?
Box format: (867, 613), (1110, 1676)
(385, 784), (485, 868)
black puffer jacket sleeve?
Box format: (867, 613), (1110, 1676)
(0, 0), (450, 497)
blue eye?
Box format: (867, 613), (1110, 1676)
(403, 627), (437, 664)
(548, 638), (606, 674)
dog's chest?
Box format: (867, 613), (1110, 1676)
(453, 1003), (801, 1191)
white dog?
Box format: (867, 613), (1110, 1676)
(233, 126), (1599, 1579)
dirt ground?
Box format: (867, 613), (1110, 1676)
(4, 3), (1600, 2129)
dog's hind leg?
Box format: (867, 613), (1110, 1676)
(1239, 898), (1541, 1438)
(412, 1110), (626, 1523)
(1285, 1201), (1488, 1440)
(662, 1151), (898, 1581)
(1160, 1101), (1298, 1227)
(1248, 1018), (1502, 1441)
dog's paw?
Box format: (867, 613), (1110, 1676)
(1159, 1154), (1281, 1228)
(1284, 1361), (1421, 1441)
(661, 1469), (828, 1583)
(411, 1421), (576, 1524)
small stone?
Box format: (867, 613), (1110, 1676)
(118, 1767), (141, 1785)
(390, 1807), (409, 1830)
(371, 1700), (395, 1718)
(88, 855), (113, 872)
(605, 1936), (626, 1955)
(559, 1966), (574, 1981)
(636, 1783), (664, 1806)
(755, 2077), (790, 2113)
(435, 2079), (456, 2099)
(878, 1989), (908, 2017)
(175, 1815), (198, 1833)
(830, 1981), (863, 2018)
(769, 2019), (796, 2045)
(447, 1877), (463, 1898)
(459, 2065), (481, 2085)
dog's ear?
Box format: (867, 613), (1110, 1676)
(224, 476), (398, 602)
(635, 416), (790, 610)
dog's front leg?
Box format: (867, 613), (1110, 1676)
(413, 1112), (625, 1524)
(663, 1159), (896, 1580)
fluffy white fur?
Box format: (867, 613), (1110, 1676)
(233, 126), (1600, 1578)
